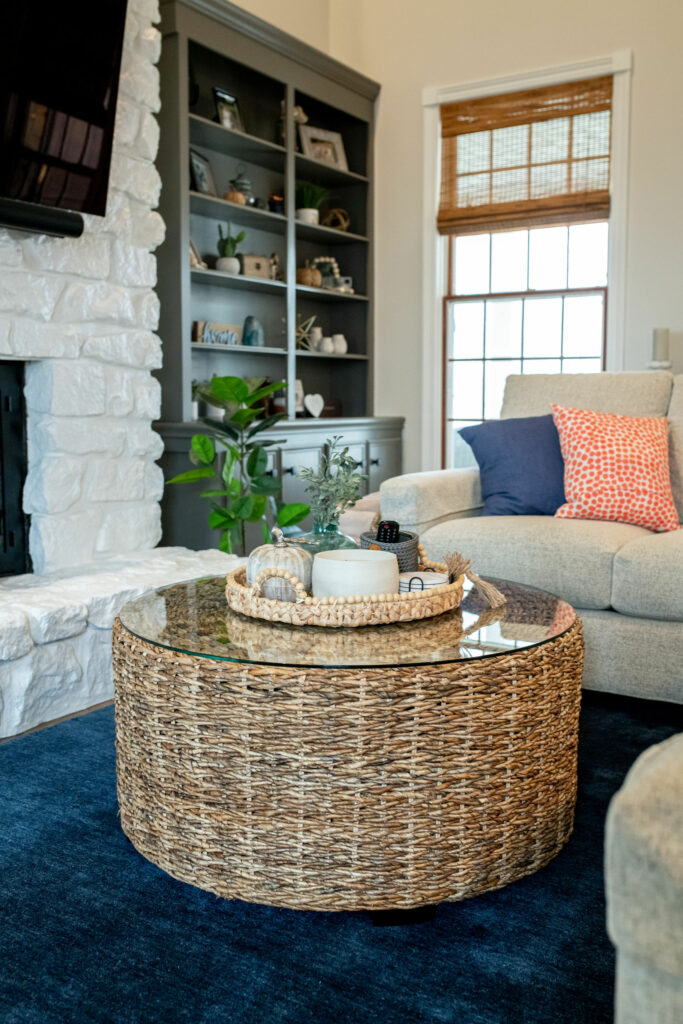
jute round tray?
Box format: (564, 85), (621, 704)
(225, 547), (464, 627)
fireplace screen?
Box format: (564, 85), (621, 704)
(0, 362), (29, 575)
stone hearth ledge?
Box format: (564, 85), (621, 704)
(0, 547), (242, 738)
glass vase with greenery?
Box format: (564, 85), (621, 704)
(167, 376), (309, 554)
(297, 436), (364, 551)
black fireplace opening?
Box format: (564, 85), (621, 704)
(0, 362), (30, 576)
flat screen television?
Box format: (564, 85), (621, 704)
(0, 0), (128, 233)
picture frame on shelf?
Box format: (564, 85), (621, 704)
(298, 126), (348, 171)
(190, 150), (217, 195)
(213, 87), (244, 132)
(189, 240), (207, 269)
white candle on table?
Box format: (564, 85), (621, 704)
(652, 327), (670, 363)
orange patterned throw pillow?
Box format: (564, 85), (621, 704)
(552, 404), (680, 533)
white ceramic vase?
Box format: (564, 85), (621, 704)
(331, 333), (348, 354)
(312, 549), (399, 598)
(216, 256), (240, 275)
(319, 336), (335, 354)
(296, 208), (319, 225)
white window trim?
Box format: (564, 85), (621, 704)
(421, 52), (632, 470)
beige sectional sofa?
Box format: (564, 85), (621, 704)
(381, 372), (683, 703)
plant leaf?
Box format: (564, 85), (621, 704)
(206, 418), (239, 441)
(246, 447), (267, 477)
(244, 380), (286, 407)
(248, 413), (286, 438)
(218, 531), (233, 554)
(250, 474), (281, 495)
(277, 502), (310, 527)
(230, 407), (260, 428)
(244, 495), (267, 521)
(191, 434), (215, 465)
(211, 376), (249, 404)
(167, 466), (215, 484)
(209, 508), (237, 529)
(232, 495), (255, 519)
(200, 489), (228, 498)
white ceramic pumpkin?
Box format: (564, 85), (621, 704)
(246, 528), (313, 602)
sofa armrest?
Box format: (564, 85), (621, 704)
(380, 468), (483, 534)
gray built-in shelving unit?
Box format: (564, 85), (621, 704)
(156, 0), (403, 547)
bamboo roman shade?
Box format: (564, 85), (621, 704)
(438, 76), (612, 235)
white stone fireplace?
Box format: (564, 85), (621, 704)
(0, 0), (235, 738)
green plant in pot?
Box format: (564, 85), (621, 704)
(297, 436), (365, 551)
(295, 181), (330, 226)
(167, 376), (309, 554)
(216, 222), (245, 275)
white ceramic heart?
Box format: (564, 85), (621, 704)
(304, 393), (324, 417)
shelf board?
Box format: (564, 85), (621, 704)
(189, 191), (287, 234)
(191, 268), (287, 295)
(296, 285), (369, 302)
(297, 351), (369, 360)
(295, 220), (368, 245)
(189, 114), (286, 170)
(295, 152), (368, 188)
(191, 344), (286, 355)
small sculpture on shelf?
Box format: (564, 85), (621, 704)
(296, 260), (322, 288)
(223, 164), (253, 206)
(321, 208), (351, 232)
(216, 222), (244, 275)
(311, 255), (354, 294)
(280, 99), (308, 147)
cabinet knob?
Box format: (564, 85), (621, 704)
(352, 459), (364, 468)
(283, 466), (296, 475)
(370, 458), (380, 466)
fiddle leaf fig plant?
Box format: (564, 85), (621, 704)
(167, 376), (309, 554)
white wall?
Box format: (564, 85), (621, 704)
(231, 0), (331, 51)
(329, 0), (683, 470)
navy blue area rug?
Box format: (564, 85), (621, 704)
(1, 692), (680, 1024)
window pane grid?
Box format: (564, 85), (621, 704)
(444, 223), (607, 465)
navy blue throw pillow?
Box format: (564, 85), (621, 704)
(459, 414), (566, 516)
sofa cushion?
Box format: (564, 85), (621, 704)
(458, 414), (565, 516)
(612, 529), (683, 621)
(500, 371), (673, 419)
(552, 404), (680, 533)
(422, 515), (649, 610)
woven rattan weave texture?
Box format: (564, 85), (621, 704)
(113, 615), (583, 911)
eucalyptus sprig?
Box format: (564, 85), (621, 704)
(167, 376), (309, 554)
(299, 435), (365, 527)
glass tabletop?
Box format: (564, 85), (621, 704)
(118, 576), (576, 668)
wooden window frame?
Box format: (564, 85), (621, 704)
(420, 52), (632, 472)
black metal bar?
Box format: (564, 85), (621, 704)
(0, 198), (84, 238)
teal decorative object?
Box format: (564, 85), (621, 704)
(243, 315), (265, 347)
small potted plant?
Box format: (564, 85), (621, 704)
(295, 181), (330, 226)
(216, 222), (245, 274)
(297, 436), (365, 551)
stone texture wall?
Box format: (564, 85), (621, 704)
(0, 0), (165, 574)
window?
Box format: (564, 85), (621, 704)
(443, 222), (607, 466)
(437, 76), (613, 467)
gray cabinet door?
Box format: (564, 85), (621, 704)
(280, 445), (322, 530)
(367, 439), (402, 494)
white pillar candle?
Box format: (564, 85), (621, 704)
(652, 327), (670, 363)
(312, 549), (399, 598)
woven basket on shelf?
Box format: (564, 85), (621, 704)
(225, 546), (464, 627)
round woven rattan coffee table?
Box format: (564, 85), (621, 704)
(113, 576), (583, 912)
